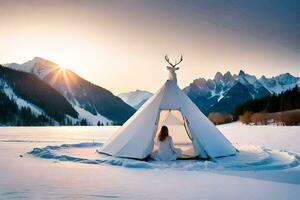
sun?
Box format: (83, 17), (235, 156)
(58, 65), (66, 70)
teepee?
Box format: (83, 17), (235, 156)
(100, 55), (237, 160)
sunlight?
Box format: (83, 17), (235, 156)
(58, 65), (66, 70)
(62, 68), (73, 93)
(46, 66), (76, 96)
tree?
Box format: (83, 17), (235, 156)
(233, 86), (300, 119)
(80, 118), (88, 126)
(208, 113), (232, 125)
(239, 111), (253, 124)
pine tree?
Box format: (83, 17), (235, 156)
(80, 118), (88, 126)
(233, 86), (300, 119)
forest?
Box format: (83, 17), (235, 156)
(233, 86), (300, 125)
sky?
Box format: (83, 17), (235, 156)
(0, 0), (299, 94)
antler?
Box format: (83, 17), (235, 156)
(165, 54), (183, 68)
(165, 55), (173, 67)
(174, 54), (183, 67)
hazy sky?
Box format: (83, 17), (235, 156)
(0, 0), (299, 94)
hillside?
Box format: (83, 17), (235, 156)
(5, 57), (135, 124)
(0, 89), (54, 126)
(0, 66), (78, 124)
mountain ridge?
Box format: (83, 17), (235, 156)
(119, 70), (299, 114)
(0, 66), (77, 125)
(118, 90), (153, 109)
(4, 58), (135, 125)
(184, 70), (299, 114)
(4, 57), (299, 118)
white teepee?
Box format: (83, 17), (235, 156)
(100, 58), (237, 160)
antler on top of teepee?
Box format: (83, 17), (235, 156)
(165, 54), (183, 68)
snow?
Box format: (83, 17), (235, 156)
(4, 61), (34, 73)
(4, 58), (119, 124)
(0, 124), (300, 199)
(219, 122), (300, 151)
(73, 105), (112, 125)
(241, 73), (257, 85)
(186, 71), (299, 104)
(118, 90), (153, 109)
(217, 90), (225, 101)
(265, 82), (297, 94)
(0, 80), (110, 125)
(5, 57), (58, 79)
(259, 73), (299, 94)
(29, 143), (299, 171)
(1, 80), (45, 116)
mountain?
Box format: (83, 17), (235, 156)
(259, 73), (299, 94)
(3, 57), (299, 121)
(117, 71), (299, 115)
(118, 90), (153, 109)
(0, 66), (77, 125)
(185, 70), (300, 114)
(4, 57), (135, 125)
(7, 57), (57, 79)
(0, 88), (52, 126)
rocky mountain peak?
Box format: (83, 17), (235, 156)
(260, 75), (267, 80)
(3, 57), (136, 125)
(224, 71), (232, 78)
(185, 70), (299, 114)
(223, 71), (233, 83)
(238, 70), (246, 76)
(214, 72), (223, 82)
(192, 78), (207, 88)
(277, 73), (297, 85)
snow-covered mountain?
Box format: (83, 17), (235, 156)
(185, 70), (300, 114)
(3, 57), (299, 120)
(118, 90), (153, 109)
(0, 66), (78, 125)
(6, 57), (58, 79)
(4, 58), (135, 125)
(121, 71), (300, 115)
(259, 73), (299, 94)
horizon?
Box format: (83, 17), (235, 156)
(4, 56), (299, 94)
(1, 0), (300, 94)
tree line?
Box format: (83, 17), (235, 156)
(0, 89), (107, 126)
(233, 85), (300, 119)
(0, 89), (54, 126)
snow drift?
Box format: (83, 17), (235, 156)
(28, 142), (299, 171)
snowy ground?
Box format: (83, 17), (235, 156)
(0, 123), (300, 199)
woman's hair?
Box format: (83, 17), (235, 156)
(158, 125), (169, 142)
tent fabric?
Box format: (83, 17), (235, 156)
(100, 79), (237, 160)
(158, 110), (184, 126)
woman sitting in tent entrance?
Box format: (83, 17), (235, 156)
(151, 126), (182, 161)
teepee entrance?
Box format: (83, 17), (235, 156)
(153, 110), (197, 158)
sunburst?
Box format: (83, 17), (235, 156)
(47, 66), (76, 96)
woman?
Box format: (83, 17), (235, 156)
(151, 126), (181, 161)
